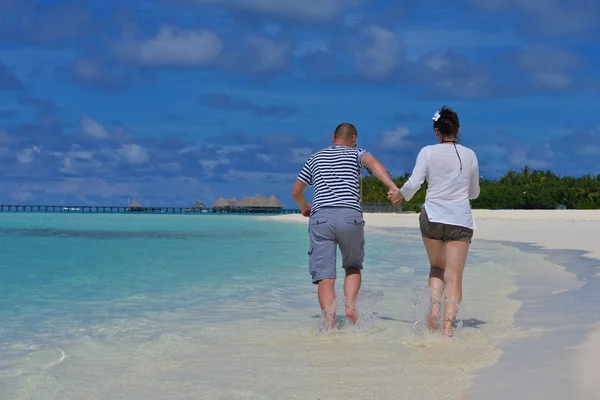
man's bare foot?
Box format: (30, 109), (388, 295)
(345, 305), (359, 324)
(321, 309), (337, 330)
(345, 300), (359, 324)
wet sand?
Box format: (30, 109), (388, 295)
(267, 210), (600, 399)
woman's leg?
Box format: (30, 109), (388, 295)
(442, 240), (470, 337)
(422, 237), (446, 330)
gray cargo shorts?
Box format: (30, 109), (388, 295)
(307, 207), (365, 284)
(419, 206), (473, 243)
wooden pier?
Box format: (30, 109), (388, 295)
(0, 204), (301, 215)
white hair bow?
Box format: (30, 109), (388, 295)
(432, 111), (441, 122)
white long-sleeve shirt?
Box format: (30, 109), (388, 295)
(400, 143), (480, 229)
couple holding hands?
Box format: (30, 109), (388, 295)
(292, 106), (480, 337)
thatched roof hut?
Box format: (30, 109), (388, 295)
(212, 194), (283, 210)
(266, 195), (284, 208)
(235, 194), (269, 207)
(212, 197), (237, 208)
(192, 201), (206, 209)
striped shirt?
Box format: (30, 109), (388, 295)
(297, 145), (371, 215)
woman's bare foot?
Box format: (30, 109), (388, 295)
(427, 310), (440, 331)
(427, 298), (441, 330)
(442, 328), (454, 338)
(442, 317), (455, 337)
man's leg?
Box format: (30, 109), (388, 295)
(343, 268), (361, 323)
(337, 210), (365, 324)
(318, 279), (336, 329)
(308, 212), (337, 330)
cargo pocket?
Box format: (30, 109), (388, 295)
(309, 217), (329, 225)
(344, 216), (364, 226)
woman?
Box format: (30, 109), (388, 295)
(389, 106), (480, 337)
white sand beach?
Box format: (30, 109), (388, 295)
(266, 209), (600, 399)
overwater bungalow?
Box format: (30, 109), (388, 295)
(192, 201), (206, 209)
(189, 201), (207, 213)
(212, 197), (237, 212)
(126, 200), (144, 212)
(212, 195), (283, 213)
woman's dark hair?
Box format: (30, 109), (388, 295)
(432, 106), (460, 139)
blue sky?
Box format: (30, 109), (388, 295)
(0, 0), (599, 207)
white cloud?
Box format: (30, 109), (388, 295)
(531, 72), (572, 91)
(512, 45), (583, 91)
(73, 58), (104, 81)
(59, 147), (103, 175)
(582, 145), (600, 156)
(293, 39), (329, 58)
(191, 0), (361, 20)
(243, 36), (290, 72)
(256, 153), (272, 162)
(117, 25), (222, 67)
(158, 162), (182, 173)
(353, 26), (402, 81)
(291, 147), (313, 163)
(80, 116), (111, 140)
(471, 0), (600, 36)
(200, 159), (228, 172)
(17, 146), (41, 164)
(116, 144), (149, 165)
(379, 127), (414, 148)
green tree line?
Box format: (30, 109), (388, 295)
(360, 166), (600, 211)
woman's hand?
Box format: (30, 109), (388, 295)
(387, 188), (404, 206)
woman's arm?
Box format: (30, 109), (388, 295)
(469, 151), (480, 200)
(400, 147), (428, 201)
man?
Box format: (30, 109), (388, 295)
(291, 122), (400, 330)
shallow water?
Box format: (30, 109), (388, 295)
(0, 214), (535, 399)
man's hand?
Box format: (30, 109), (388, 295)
(387, 188), (404, 206)
(292, 179), (311, 216)
(301, 204), (311, 217)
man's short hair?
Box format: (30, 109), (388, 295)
(333, 123), (357, 139)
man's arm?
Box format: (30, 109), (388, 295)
(292, 159), (313, 216)
(361, 154), (399, 192)
(291, 179), (311, 216)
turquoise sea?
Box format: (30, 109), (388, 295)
(1, 213), (531, 399)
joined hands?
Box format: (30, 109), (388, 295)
(387, 187), (404, 206)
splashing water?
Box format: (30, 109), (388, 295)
(316, 289), (384, 334)
(409, 284), (465, 339)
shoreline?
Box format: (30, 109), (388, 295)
(261, 209), (600, 399)
(464, 241), (600, 399)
